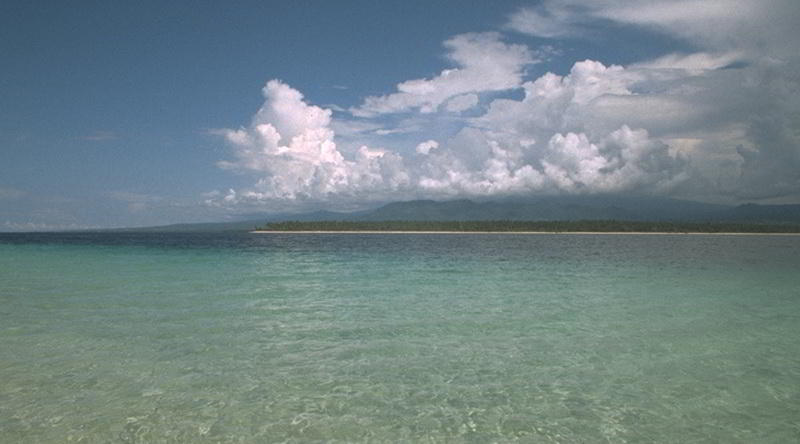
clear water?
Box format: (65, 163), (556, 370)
(1, 232), (799, 443)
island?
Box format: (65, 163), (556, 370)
(254, 220), (800, 234)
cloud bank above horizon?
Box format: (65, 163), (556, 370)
(4, 1), (800, 230)
(211, 0), (799, 211)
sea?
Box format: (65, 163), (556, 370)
(1, 232), (798, 443)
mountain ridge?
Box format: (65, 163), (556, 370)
(100, 196), (800, 232)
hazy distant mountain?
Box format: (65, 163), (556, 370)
(720, 203), (800, 223)
(324, 196), (800, 224)
(237, 209), (365, 222)
(104, 210), (362, 232)
(357, 196), (728, 222)
(102, 220), (265, 232)
(111, 196), (800, 232)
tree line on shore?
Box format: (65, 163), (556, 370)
(260, 220), (800, 233)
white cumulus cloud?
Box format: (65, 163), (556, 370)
(506, 0), (800, 202)
(415, 140), (439, 155)
(216, 0), (800, 209)
(216, 80), (409, 206)
(216, 64), (693, 209)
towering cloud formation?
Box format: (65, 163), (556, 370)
(413, 61), (687, 197)
(505, 0), (800, 202)
(217, 62), (688, 207)
(216, 0), (800, 209)
(218, 80), (408, 204)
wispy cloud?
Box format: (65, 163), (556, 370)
(351, 32), (537, 117)
(1, 220), (97, 232)
(506, 2), (591, 38)
(507, 0), (800, 59)
(0, 187), (26, 200)
(82, 130), (118, 141)
(106, 191), (164, 213)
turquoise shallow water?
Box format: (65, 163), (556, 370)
(1, 232), (799, 443)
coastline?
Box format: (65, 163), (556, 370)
(251, 230), (800, 235)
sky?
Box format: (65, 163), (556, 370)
(2, 0), (799, 230)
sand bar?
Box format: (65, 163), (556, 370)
(251, 230), (800, 235)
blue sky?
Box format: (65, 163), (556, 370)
(2, 1), (799, 229)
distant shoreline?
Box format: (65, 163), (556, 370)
(251, 230), (800, 235)
(259, 220), (800, 234)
